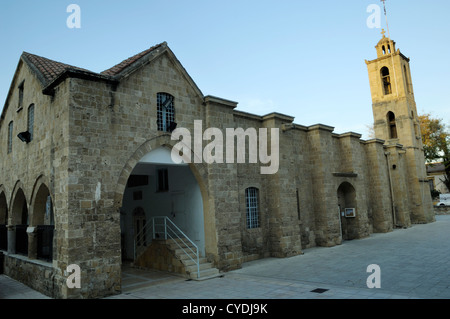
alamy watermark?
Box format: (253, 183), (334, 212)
(66, 264), (81, 289)
(66, 4), (81, 29)
(366, 264), (381, 288)
(366, 4), (382, 29)
(170, 120), (280, 175)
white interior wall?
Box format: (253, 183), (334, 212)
(120, 148), (205, 260)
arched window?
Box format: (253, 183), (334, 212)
(387, 111), (398, 139)
(28, 104), (34, 141)
(8, 121), (13, 154)
(157, 93), (175, 132)
(382, 46), (386, 55)
(18, 81), (24, 109)
(381, 67), (392, 95)
(245, 187), (259, 229)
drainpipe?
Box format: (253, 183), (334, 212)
(385, 152), (397, 226)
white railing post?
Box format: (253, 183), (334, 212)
(164, 217), (167, 240)
(197, 246), (200, 278)
(152, 218), (155, 239)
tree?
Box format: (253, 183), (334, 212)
(418, 113), (450, 192)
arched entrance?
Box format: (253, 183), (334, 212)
(31, 183), (54, 262)
(120, 146), (206, 262)
(11, 188), (28, 255)
(0, 191), (7, 251)
(337, 182), (357, 241)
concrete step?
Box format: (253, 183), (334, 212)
(174, 248), (198, 259)
(170, 241), (221, 281)
(189, 267), (221, 280)
(168, 242), (196, 252)
(185, 262), (215, 273)
(167, 238), (196, 246)
(182, 257), (208, 267)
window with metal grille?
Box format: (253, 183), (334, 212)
(28, 104), (34, 141)
(245, 187), (260, 229)
(8, 121), (13, 154)
(157, 93), (175, 132)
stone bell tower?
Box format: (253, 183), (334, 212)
(365, 30), (435, 224)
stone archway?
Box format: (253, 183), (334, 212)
(337, 182), (357, 241)
(29, 179), (54, 262)
(114, 135), (218, 271)
(0, 188), (8, 251)
(10, 186), (28, 256)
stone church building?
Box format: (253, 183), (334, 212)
(0, 33), (434, 298)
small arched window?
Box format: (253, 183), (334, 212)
(8, 121), (13, 154)
(28, 104), (34, 141)
(387, 111), (398, 139)
(381, 67), (392, 95)
(245, 187), (260, 229)
(157, 93), (175, 132)
(382, 46), (386, 55)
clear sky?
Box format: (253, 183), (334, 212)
(1, 0), (449, 139)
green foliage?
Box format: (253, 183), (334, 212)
(419, 113), (450, 191)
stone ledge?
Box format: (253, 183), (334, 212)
(3, 252), (54, 269)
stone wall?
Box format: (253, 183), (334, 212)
(0, 59), (71, 299)
(4, 254), (57, 297)
(434, 206), (450, 215)
(0, 43), (436, 298)
(134, 240), (186, 275)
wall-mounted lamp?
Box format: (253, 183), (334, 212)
(17, 131), (31, 143)
(168, 122), (177, 133)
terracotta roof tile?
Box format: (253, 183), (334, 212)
(22, 52), (92, 85)
(21, 42), (166, 87)
(101, 42), (165, 76)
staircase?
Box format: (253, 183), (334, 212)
(134, 216), (220, 280)
(166, 238), (219, 280)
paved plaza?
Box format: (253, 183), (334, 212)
(1, 215), (449, 299)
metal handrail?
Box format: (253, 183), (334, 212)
(133, 218), (154, 260)
(133, 216), (200, 278)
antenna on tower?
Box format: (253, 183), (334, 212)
(381, 0), (391, 39)
(380, 0), (399, 97)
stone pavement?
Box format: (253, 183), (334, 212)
(1, 215), (449, 299)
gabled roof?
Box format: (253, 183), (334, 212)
(101, 42), (166, 77)
(21, 52), (93, 86)
(2, 42), (203, 124)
